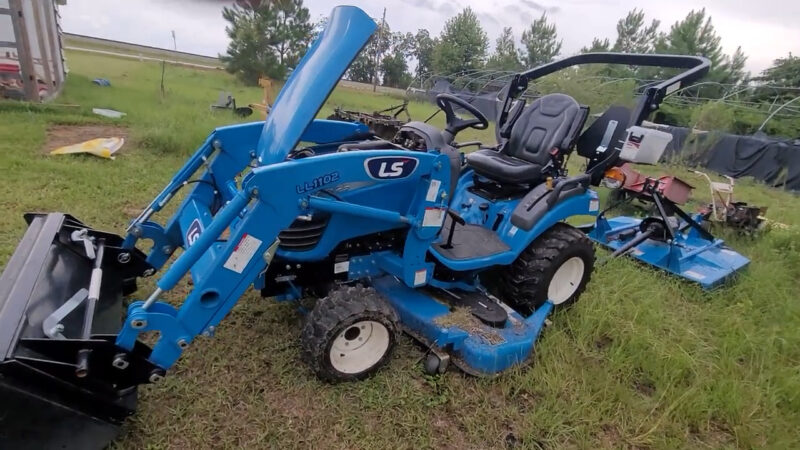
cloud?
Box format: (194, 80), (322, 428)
(504, 4), (532, 24)
(519, 0), (560, 14)
(399, 0), (459, 15)
(477, 12), (499, 25)
(438, 1), (457, 16)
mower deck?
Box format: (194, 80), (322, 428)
(372, 276), (551, 376)
(587, 215), (749, 289)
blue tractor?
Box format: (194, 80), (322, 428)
(0, 6), (711, 448)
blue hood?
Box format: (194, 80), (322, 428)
(256, 6), (377, 164)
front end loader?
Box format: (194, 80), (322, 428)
(0, 6), (715, 448)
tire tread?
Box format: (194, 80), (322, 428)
(300, 284), (398, 382)
(490, 223), (594, 315)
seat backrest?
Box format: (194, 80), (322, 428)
(504, 93), (580, 166)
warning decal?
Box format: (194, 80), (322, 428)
(422, 207), (446, 227)
(425, 179), (441, 202)
(334, 260), (350, 274)
(414, 269), (427, 286)
(223, 233), (263, 273)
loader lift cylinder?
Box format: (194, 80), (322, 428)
(76, 239), (105, 378)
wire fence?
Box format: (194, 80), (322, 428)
(406, 69), (800, 129)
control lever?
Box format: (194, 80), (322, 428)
(441, 209), (466, 249)
(453, 141), (482, 149)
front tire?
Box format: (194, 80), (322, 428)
(300, 285), (399, 382)
(490, 223), (594, 315)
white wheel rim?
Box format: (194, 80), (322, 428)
(329, 320), (390, 374)
(547, 256), (585, 305)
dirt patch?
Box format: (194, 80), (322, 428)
(121, 204), (142, 218)
(434, 307), (505, 345)
(690, 421), (736, 447)
(633, 378), (656, 396)
(595, 334), (613, 350)
(42, 124), (129, 153)
(632, 368), (656, 396)
(598, 424), (622, 447)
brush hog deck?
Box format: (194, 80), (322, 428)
(0, 213), (155, 449)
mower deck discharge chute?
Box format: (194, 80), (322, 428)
(0, 6), (721, 448)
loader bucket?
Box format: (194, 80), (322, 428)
(0, 213), (155, 449)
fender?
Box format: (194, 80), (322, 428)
(504, 190), (599, 252)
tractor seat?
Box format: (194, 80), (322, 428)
(467, 93), (586, 185)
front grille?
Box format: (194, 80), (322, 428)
(277, 215), (329, 251)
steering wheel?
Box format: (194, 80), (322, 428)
(435, 94), (489, 136)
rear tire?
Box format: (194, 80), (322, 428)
(300, 285), (399, 382)
(489, 223), (594, 315)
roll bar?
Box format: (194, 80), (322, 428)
(497, 52), (711, 129)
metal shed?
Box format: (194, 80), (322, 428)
(1, 0), (66, 102)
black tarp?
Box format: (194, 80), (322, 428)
(658, 126), (800, 192)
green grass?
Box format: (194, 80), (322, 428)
(2, 50), (800, 449)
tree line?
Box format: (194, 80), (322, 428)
(220, 0), (799, 96)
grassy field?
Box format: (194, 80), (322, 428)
(63, 34), (223, 68)
(1, 50), (800, 449)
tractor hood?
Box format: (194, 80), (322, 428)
(256, 6), (377, 165)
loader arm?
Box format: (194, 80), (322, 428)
(123, 119), (369, 271)
(116, 150), (451, 370)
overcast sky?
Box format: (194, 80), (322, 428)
(60, 0), (800, 74)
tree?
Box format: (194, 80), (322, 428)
(594, 9), (660, 77)
(757, 53), (800, 87)
(581, 37), (610, 53)
(220, 0), (312, 84)
(381, 32), (414, 87)
(727, 46), (748, 84)
(520, 13), (562, 67)
(753, 53), (800, 102)
(657, 9), (748, 85)
(347, 20), (392, 83)
(310, 14), (327, 41)
(487, 27), (522, 71)
(612, 9), (659, 53)
(412, 29), (437, 80)
(432, 8), (489, 75)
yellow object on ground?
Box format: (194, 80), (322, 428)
(50, 137), (125, 159)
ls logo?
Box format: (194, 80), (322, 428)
(185, 219), (203, 247)
(364, 156), (418, 180)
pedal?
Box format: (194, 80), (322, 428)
(446, 291), (508, 328)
